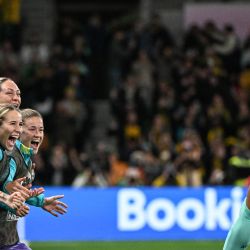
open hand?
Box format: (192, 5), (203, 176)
(7, 191), (25, 209)
(5, 177), (32, 199)
(43, 195), (68, 217)
(16, 204), (30, 217)
(30, 187), (45, 197)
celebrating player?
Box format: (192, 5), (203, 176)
(223, 188), (250, 250)
(0, 104), (25, 209)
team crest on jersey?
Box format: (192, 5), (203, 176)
(6, 211), (19, 221)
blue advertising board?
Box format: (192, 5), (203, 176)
(24, 186), (247, 241)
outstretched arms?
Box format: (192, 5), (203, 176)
(5, 177), (44, 199)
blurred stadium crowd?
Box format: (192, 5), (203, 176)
(1, 11), (250, 187)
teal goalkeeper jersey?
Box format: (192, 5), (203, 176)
(223, 198), (250, 250)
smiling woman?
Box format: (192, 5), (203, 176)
(0, 104), (24, 210)
(0, 105), (67, 249)
(0, 104), (22, 150)
(0, 107), (67, 250)
(0, 78), (21, 108)
(0, 104), (22, 152)
(20, 109), (44, 155)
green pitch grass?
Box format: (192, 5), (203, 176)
(30, 241), (226, 250)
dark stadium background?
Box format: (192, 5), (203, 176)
(1, 0), (250, 249)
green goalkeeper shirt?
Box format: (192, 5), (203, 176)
(223, 198), (250, 250)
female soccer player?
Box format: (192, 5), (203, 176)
(0, 77), (43, 199)
(0, 77), (21, 108)
(223, 188), (250, 250)
(1, 108), (68, 250)
(0, 104), (31, 248)
(0, 104), (25, 209)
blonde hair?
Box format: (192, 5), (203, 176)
(21, 109), (42, 123)
(0, 104), (20, 126)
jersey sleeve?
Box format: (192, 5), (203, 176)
(0, 149), (3, 161)
(0, 149), (4, 188)
(0, 202), (16, 213)
(223, 199), (250, 250)
(2, 158), (17, 193)
(26, 193), (45, 207)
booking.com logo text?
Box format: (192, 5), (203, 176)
(117, 187), (244, 231)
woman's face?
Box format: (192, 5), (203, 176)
(20, 116), (44, 154)
(0, 80), (21, 108)
(0, 110), (22, 151)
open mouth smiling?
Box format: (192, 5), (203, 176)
(31, 140), (40, 148)
(8, 135), (18, 148)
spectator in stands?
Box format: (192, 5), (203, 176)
(174, 129), (203, 186)
(0, 14), (250, 187)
